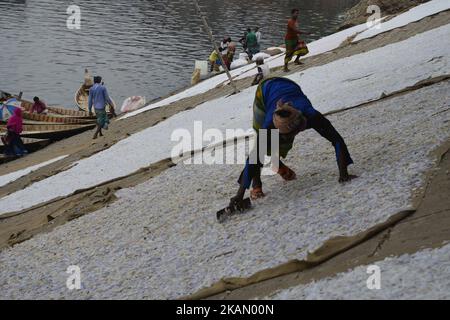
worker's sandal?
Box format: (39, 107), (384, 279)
(250, 187), (265, 200)
(277, 166), (297, 181)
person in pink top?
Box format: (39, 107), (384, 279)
(2, 108), (27, 156)
(30, 96), (47, 114)
(7, 108), (23, 134)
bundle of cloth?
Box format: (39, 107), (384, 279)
(120, 96), (146, 113)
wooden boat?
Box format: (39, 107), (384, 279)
(0, 123), (96, 140)
(1, 90), (94, 119)
(75, 84), (115, 113)
(19, 98), (93, 119)
(0, 137), (51, 153)
(1, 115), (94, 126)
(21, 110), (95, 125)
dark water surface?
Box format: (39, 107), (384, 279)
(0, 0), (358, 108)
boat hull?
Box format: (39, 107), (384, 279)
(1, 89), (94, 119)
(0, 123), (96, 140)
(0, 137), (51, 153)
(21, 111), (95, 125)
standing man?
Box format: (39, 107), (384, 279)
(88, 76), (116, 139)
(219, 37), (232, 59)
(284, 8), (306, 72)
(229, 77), (356, 206)
(255, 27), (262, 52)
(84, 68), (94, 88)
(246, 28), (259, 60)
(239, 28), (250, 52)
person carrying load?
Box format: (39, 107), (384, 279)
(284, 8), (309, 72)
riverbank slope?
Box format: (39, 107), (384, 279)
(0, 1), (449, 299)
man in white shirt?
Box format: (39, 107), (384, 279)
(255, 27), (261, 44)
(219, 37), (231, 56)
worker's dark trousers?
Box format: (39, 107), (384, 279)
(306, 112), (353, 167)
(238, 112), (353, 189)
(3, 131), (27, 156)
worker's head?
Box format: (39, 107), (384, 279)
(33, 96), (40, 102)
(247, 27), (251, 33)
(256, 57), (264, 66)
(255, 27), (259, 32)
(273, 100), (307, 136)
(13, 107), (22, 118)
(94, 76), (102, 84)
(291, 8), (299, 19)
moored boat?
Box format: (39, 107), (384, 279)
(21, 111), (95, 125)
(19, 98), (92, 118)
(1, 90), (93, 119)
(0, 123), (96, 140)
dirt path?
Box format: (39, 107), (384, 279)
(201, 143), (450, 300)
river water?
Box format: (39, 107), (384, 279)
(0, 0), (358, 108)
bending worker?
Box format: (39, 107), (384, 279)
(230, 77), (357, 207)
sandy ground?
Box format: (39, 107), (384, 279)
(209, 144), (450, 299)
(0, 80), (448, 299)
